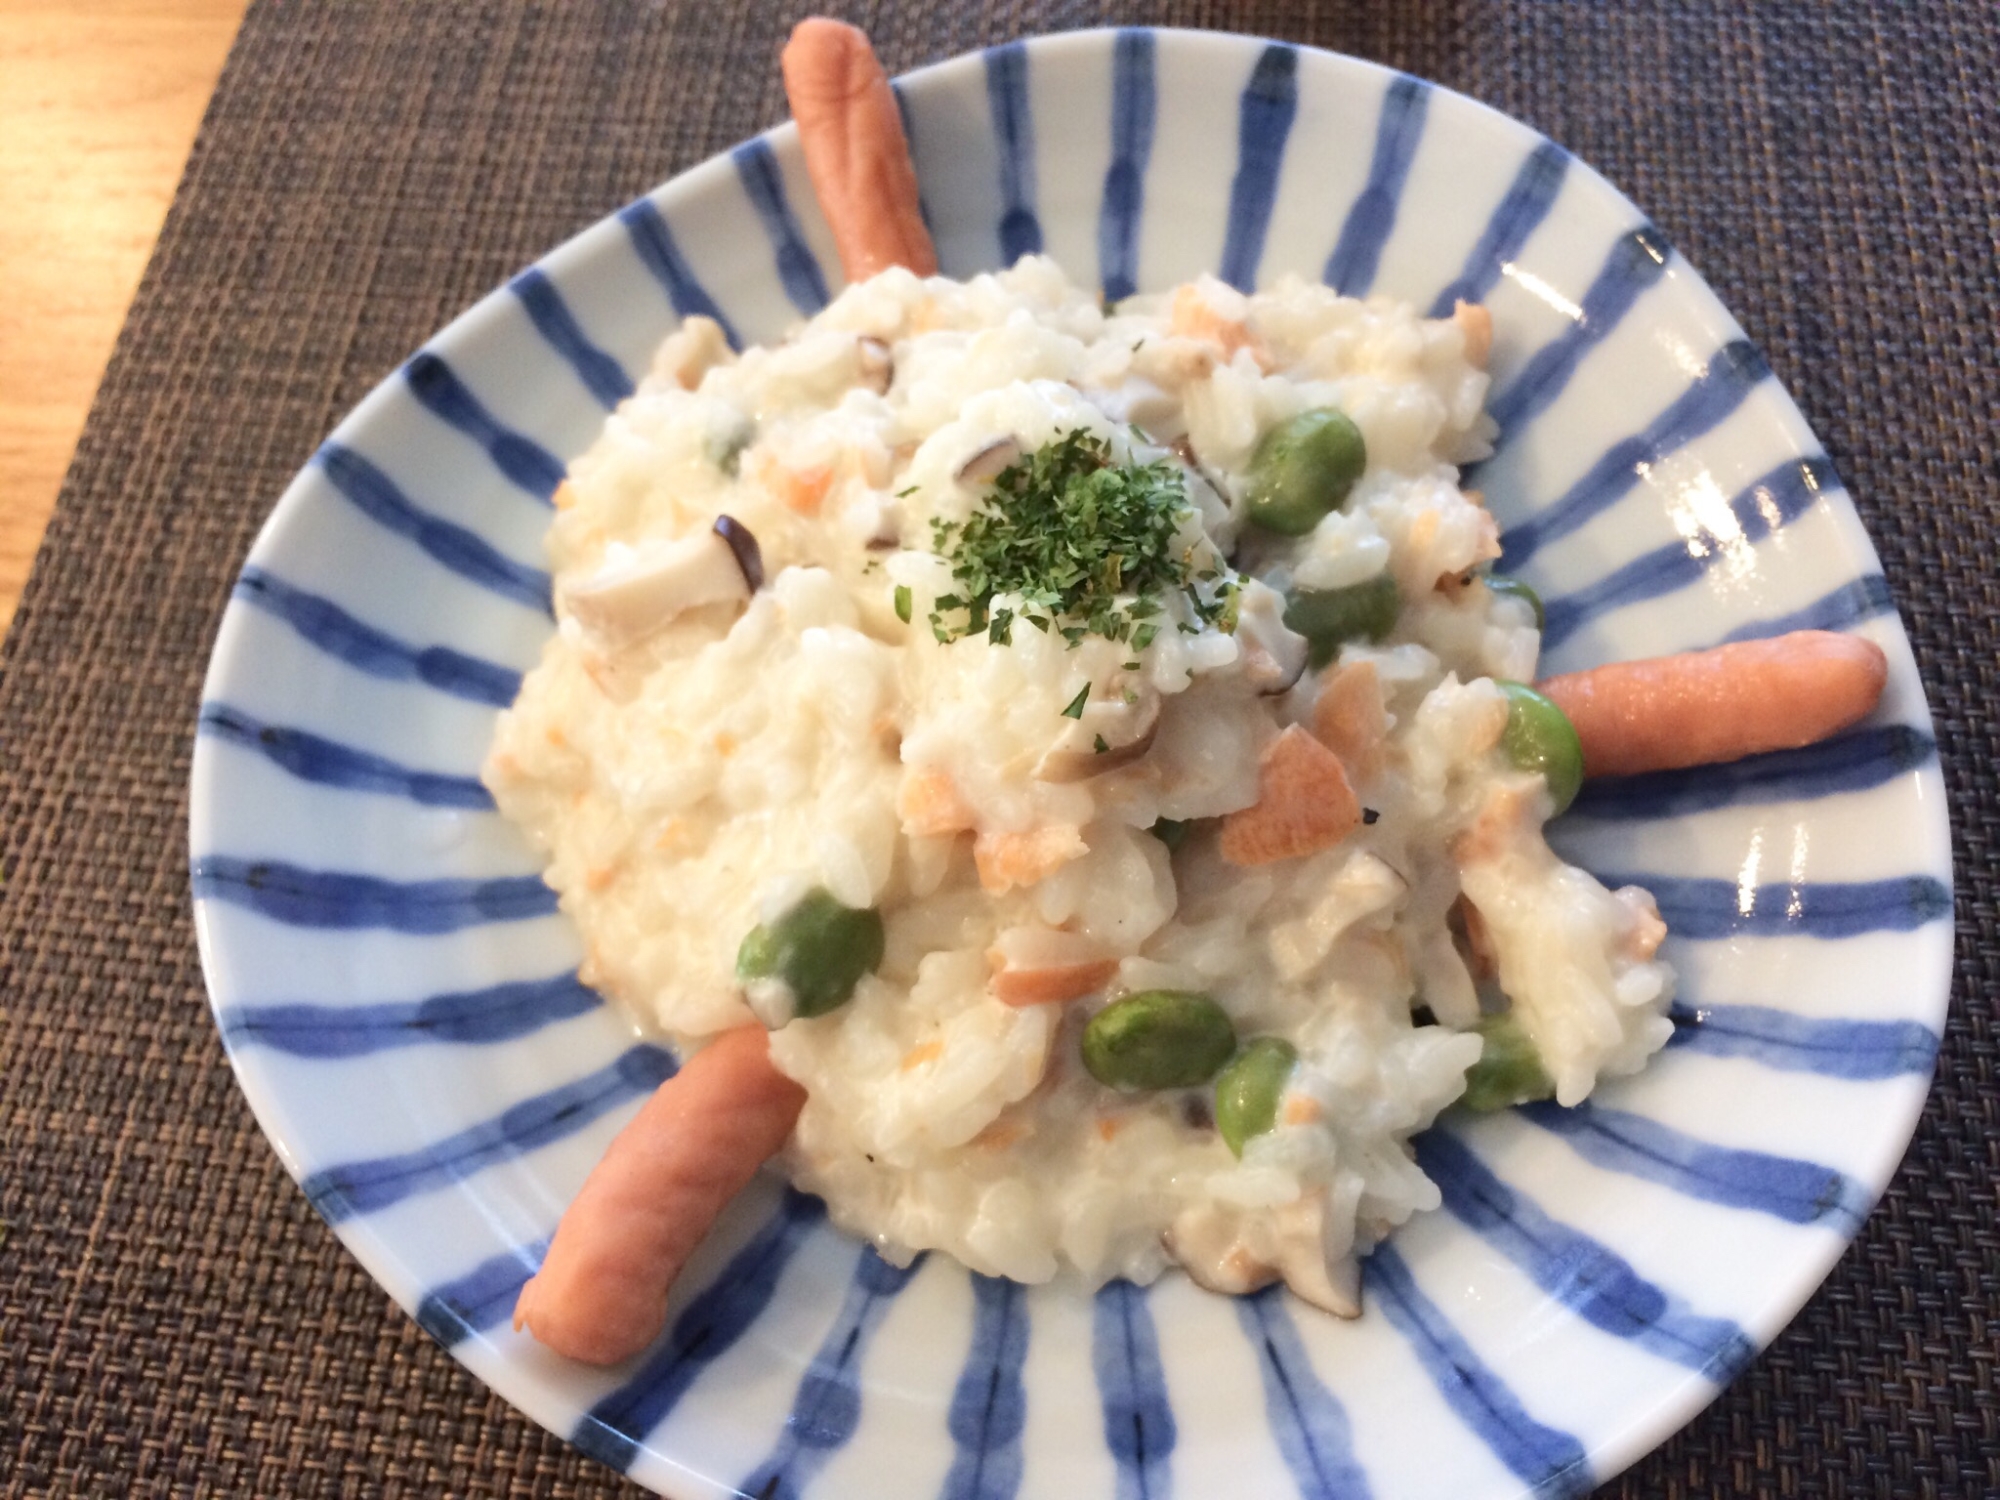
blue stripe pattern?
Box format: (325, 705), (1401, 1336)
(1093, 1280), (1176, 1500)
(984, 43), (1043, 263)
(1518, 1101), (1872, 1230)
(616, 198), (743, 349)
(1719, 574), (1896, 641)
(190, 856), (556, 932)
(736, 1251), (925, 1500)
(888, 81), (937, 242)
(315, 443), (552, 613)
(1566, 725), (1935, 821)
(1217, 44), (1299, 293)
(1538, 455), (1836, 650)
(216, 972), (601, 1058)
(402, 352), (566, 501)
(1485, 225), (1675, 437)
(941, 1276), (1030, 1500)
(733, 138), (831, 312)
(1417, 1132), (1756, 1380)
(1323, 76), (1431, 296)
(1097, 30), (1157, 303)
(1427, 140), (1570, 316)
(1497, 339), (1772, 569)
(1588, 872), (1950, 940)
(198, 704), (492, 810)
(508, 268), (634, 409)
(299, 1043), (675, 1224)
(1667, 1002), (1940, 1079)
(575, 1191), (827, 1473)
(232, 568), (522, 707)
(416, 1238), (549, 1347)
(1236, 1287), (1372, 1499)
(1368, 1244), (1593, 1497)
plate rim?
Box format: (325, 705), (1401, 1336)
(188, 24), (1958, 1498)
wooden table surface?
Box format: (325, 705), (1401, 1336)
(0, 0), (248, 637)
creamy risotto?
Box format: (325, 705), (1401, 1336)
(484, 257), (1674, 1312)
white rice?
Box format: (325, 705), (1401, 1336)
(485, 257), (1674, 1311)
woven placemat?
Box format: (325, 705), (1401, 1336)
(2, 2), (1993, 1494)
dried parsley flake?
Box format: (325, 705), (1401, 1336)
(927, 430), (1230, 650)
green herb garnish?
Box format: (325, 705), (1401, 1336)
(927, 430), (1229, 650)
(893, 584), (912, 623)
(1061, 683), (1090, 719)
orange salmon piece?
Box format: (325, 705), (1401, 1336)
(897, 767), (976, 837)
(974, 824), (1087, 893)
(1312, 660), (1387, 783)
(1220, 725), (1363, 867)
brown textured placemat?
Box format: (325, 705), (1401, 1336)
(2, 2), (1993, 1495)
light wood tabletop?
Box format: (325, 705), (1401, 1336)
(0, 0), (248, 637)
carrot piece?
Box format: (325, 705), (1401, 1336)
(1220, 725), (1363, 867)
(513, 1025), (805, 1366)
(779, 462), (835, 515)
(781, 19), (938, 282)
(1537, 630), (1888, 779)
(1311, 660), (1388, 783)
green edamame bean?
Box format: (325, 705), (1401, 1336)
(1082, 990), (1237, 1091)
(1214, 1037), (1299, 1156)
(1244, 408), (1367, 535)
(1485, 574), (1545, 630)
(735, 888), (885, 1019)
(1460, 1013), (1556, 1112)
(1498, 680), (1584, 815)
(1283, 574), (1401, 667)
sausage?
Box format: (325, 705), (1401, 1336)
(513, 1024), (806, 1365)
(1538, 629), (1888, 779)
(780, 18), (938, 282)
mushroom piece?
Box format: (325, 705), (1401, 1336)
(857, 335), (894, 395)
(1271, 1188), (1363, 1318)
(1076, 377), (1184, 442)
(1168, 1196), (1363, 1316)
(956, 436), (1023, 485)
(1166, 1206), (1283, 1297)
(1033, 689), (1162, 783)
(562, 519), (760, 654)
(711, 514), (764, 591)
(1233, 578), (1309, 694)
(1281, 1243), (1362, 1318)
(1166, 436), (1235, 538)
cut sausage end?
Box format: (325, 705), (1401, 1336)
(781, 19), (938, 282)
(513, 1026), (805, 1366)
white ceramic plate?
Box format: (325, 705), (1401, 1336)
(190, 28), (1953, 1500)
